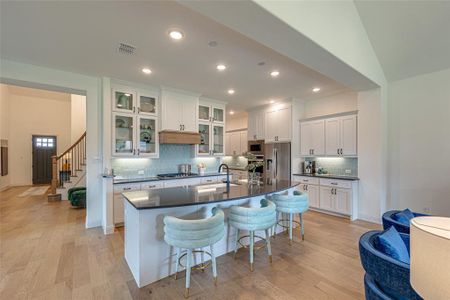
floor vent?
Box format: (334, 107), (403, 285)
(118, 43), (136, 55)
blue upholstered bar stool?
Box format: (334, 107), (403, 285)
(229, 199), (276, 271)
(271, 191), (309, 244)
(163, 207), (225, 298)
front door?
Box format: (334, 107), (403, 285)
(32, 135), (57, 185)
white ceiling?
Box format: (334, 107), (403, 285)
(0, 1), (349, 114)
(355, 1), (450, 81)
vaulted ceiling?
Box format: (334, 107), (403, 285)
(355, 0), (450, 81)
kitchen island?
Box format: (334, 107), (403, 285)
(122, 180), (298, 288)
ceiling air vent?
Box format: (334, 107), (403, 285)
(118, 43), (136, 55)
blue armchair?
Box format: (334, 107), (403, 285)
(359, 230), (422, 300)
(382, 210), (427, 234)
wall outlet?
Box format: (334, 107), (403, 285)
(138, 170), (145, 175)
(345, 169), (351, 174)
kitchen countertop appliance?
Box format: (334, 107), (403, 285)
(303, 161), (316, 174)
(248, 140), (265, 155)
(178, 164), (192, 174)
(265, 142), (291, 184)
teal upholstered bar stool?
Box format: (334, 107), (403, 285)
(229, 199), (276, 271)
(271, 191), (309, 244)
(163, 207), (225, 298)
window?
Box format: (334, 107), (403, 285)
(35, 137), (55, 148)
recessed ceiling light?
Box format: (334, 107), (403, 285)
(217, 64), (227, 71)
(169, 30), (184, 40)
(269, 99), (275, 104)
(270, 70), (280, 77)
(313, 87), (321, 93)
(227, 89), (235, 95)
(229, 111), (235, 115)
(208, 41), (218, 47)
(142, 68), (152, 74)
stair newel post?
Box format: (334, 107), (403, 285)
(47, 155), (62, 201)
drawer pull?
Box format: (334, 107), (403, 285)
(303, 179), (308, 182)
(123, 187), (132, 190)
(147, 185), (156, 188)
(330, 183), (338, 185)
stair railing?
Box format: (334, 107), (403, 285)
(50, 132), (86, 195)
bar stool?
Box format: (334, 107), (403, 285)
(163, 207), (225, 298)
(271, 191), (309, 244)
(229, 199), (276, 271)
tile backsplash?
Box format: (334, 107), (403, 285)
(111, 144), (221, 178)
(222, 156), (248, 169)
(305, 157), (358, 176)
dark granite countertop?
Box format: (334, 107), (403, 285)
(293, 173), (359, 181)
(122, 180), (299, 210)
(113, 172), (230, 184)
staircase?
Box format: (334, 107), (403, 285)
(48, 132), (86, 201)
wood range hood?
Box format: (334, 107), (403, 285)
(159, 130), (201, 145)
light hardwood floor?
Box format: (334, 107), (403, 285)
(0, 186), (379, 300)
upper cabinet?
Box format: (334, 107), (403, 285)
(112, 84), (159, 158)
(196, 99), (226, 157)
(225, 130), (248, 156)
(325, 115), (357, 156)
(113, 86), (158, 116)
(300, 120), (325, 156)
(300, 113), (357, 157)
(160, 89), (198, 132)
(247, 110), (265, 141)
(265, 105), (292, 143)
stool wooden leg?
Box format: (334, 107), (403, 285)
(210, 245), (218, 286)
(185, 249), (192, 298)
(175, 247), (181, 280)
(234, 229), (239, 259)
(300, 213), (305, 241)
(289, 212), (293, 245)
(265, 229), (272, 263)
(249, 231), (254, 272)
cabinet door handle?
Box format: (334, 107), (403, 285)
(340, 148), (343, 155)
(337, 148), (340, 155)
(123, 187), (132, 191)
(133, 149), (136, 155)
(133, 106), (136, 113)
(306, 185), (308, 191)
(312, 149), (314, 155)
(137, 107), (140, 114)
(137, 149), (140, 155)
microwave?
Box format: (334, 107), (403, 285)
(248, 140), (265, 155)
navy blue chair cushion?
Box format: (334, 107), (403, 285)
(382, 210), (429, 234)
(359, 230), (422, 300)
(376, 227), (410, 264)
(394, 208), (415, 225)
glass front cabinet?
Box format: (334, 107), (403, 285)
(112, 84), (159, 157)
(196, 100), (226, 156)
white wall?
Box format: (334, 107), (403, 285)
(1, 59), (103, 229)
(71, 94), (86, 143)
(0, 84), (10, 190)
(357, 89), (384, 222)
(387, 68), (450, 216)
(6, 86), (72, 186)
(303, 91), (358, 118)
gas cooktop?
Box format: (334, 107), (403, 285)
(156, 173), (199, 179)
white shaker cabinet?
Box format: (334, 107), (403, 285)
(265, 106), (292, 143)
(297, 183), (320, 208)
(300, 120), (325, 156)
(225, 130), (248, 156)
(325, 115), (357, 156)
(160, 89), (198, 132)
(248, 110), (265, 141)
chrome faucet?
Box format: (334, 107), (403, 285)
(218, 163), (230, 189)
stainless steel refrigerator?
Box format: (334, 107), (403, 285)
(264, 142), (291, 183)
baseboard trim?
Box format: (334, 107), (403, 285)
(103, 225), (115, 235)
(357, 213), (381, 224)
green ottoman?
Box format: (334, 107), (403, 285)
(68, 187), (86, 208)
